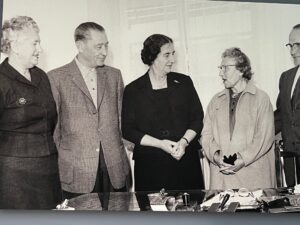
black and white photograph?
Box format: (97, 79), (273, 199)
(1, 0), (300, 214)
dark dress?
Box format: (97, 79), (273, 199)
(122, 72), (204, 191)
(0, 58), (62, 209)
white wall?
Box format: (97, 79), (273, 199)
(2, 0), (87, 71)
(3, 0), (300, 110)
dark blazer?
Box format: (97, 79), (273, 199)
(122, 71), (204, 160)
(0, 58), (57, 157)
(0, 58), (62, 209)
(275, 66), (300, 186)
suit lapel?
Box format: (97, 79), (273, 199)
(167, 74), (181, 96)
(96, 66), (107, 109)
(69, 60), (94, 105)
(286, 66), (299, 112)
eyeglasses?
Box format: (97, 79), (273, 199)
(218, 64), (236, 72)
(285, 42), (300, 50)
(219, 188), (254, 200)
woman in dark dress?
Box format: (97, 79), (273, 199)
(122, 34), (204, 191)
(0, 16), (62, 209)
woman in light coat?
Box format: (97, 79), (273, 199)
(201, 47), (276, 190)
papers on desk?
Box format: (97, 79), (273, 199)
(200, 189), (263, 210)
(294, 184), (300, 194)
(55, 199), (75, 210)
(148, 193), (172, 211)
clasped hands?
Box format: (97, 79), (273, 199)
(213, 150), (245, 175)
(160, 139), (188, 160)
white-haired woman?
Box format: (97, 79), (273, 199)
(0, 16), (62, 209)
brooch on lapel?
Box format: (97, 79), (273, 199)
(18, 97), (27, 105)
(174, 80), (180, 83)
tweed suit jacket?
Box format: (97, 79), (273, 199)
(275, 66), (300, 186)
(47, 59), (129, 193)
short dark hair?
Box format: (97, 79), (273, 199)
(141, 34), (173, 66)
(74, 22), (105, 42)
(293, 24), (300, 30)
(222, 47), (253, 80)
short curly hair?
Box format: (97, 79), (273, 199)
(222, 47), (253, 80)
(1, 16), (39, 54)
(141, 34), (173, 66)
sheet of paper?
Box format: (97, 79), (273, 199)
(200, 190), (263, 209)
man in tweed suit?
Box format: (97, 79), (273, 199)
(48, 22), (129, 199)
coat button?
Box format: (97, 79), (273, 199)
(96, 148), (99, 152)
(160, 129), (170, 137)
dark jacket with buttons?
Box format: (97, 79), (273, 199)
(275, 66), (300, 186)
(275, 66), (300, 150)
(122, 71), (204, 160)
(0, 58), (57, 157)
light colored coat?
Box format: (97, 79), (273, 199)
(48, 60), (129, 193)
(201, 82), (276, 190)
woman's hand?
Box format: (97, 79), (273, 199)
(123, 138), (135, 152)
(159, 139), (178, 155)
(213, 150), (224, 167)
(219, 153), (245, 175)
(171, 139), (188, 160)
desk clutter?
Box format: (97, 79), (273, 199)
(148, 189), (197, 211)
(200, 188), (262, 212)
(148, 187), (300, 213)
(259, 185), (300, 213)
(54, 186), (300, 213)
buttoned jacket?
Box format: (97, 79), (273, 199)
(275, 66), (300, 186)
(0, 58), (57, 157)
(275, 66), (300, 151)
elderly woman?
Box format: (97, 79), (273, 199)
(201, 47), (276, 190)
(0, 16), (61, 209)
(122, 34), (204, 191)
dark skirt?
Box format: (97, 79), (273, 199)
(0, 154), (62, 209)
(134, 148), (204, 192)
